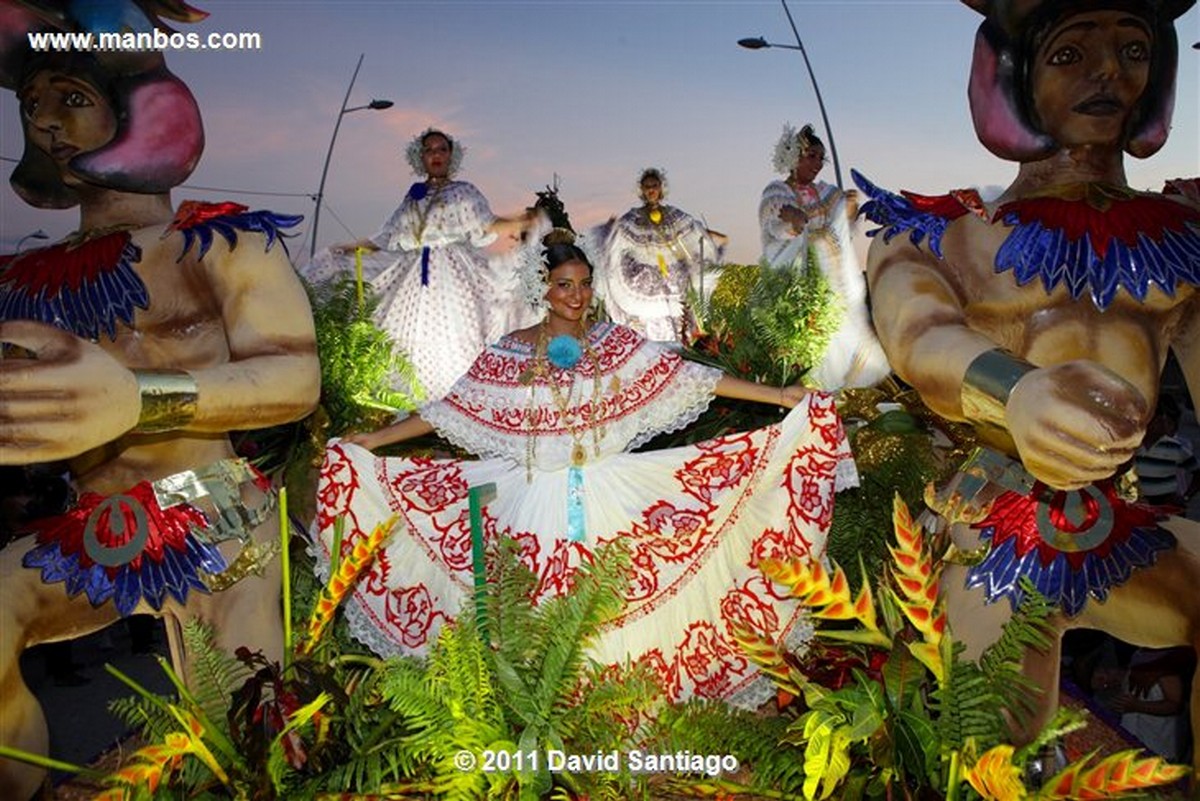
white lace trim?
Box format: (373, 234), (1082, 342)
(421, 325), (723, 469)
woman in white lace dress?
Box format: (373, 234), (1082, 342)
(311, 230), (858, 707)
(759, 124), (889, 389)
(305, 128), (536, 400)
(597, 168), (725, 345)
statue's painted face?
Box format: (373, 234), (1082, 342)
(19, 69), (117, 185)
(1030, 9), (1152, 148)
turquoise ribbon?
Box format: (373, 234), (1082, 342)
(566, 466), (585, 542)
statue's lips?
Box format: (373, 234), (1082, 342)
(1073, 95), (1124, 116)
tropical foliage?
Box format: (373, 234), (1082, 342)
(307, 273), (422, 436)
(734, 496), (1190, 801)
(690, 259), (841, 389)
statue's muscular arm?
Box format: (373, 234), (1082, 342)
(1173, 292), (1200, 412)
(867, 220), (1147, 489)
(866, 230), (997, 421)
(0, 231), (319, 463)
(188, 230), (320, 432)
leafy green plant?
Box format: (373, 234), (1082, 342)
(735, 496), (1188, 801)
(690, 259), (841, 388)
(638, 259), (841, 452)
(94, 516), (406, 800)
(374, 537), (665, 800)
(308, 274), (422, 436)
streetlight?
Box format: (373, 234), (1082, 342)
(738, 0), (843, 190)
(15, 229), (48, 252)
(310, 53), (393, 259)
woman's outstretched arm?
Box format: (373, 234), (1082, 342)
(343, 414), (435, 451)
(714, 375), (808, 409)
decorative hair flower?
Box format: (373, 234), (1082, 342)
(773, 122), (824, 175)
(772, 123), (801, 174)
(405, 127), (466, 177)
(547, 335), (583, 370)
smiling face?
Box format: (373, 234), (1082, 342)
(420, 132), (453, 181)
(544, 259), (594, 331)
(789, 145), (826, 186)
(1030, 9), (1152, 148)
(19, 69), (117, 185)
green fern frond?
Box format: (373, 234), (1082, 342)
(649, 699), (806, 793)
(932, 654), (1008, 751)
(974, 579), (1054, 728)
(307, 274), (423, 436)
(525, 544), (631, 725)
(180, 619), (253, 723)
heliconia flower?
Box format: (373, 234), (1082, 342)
(761, 555), (886, 642)
(887, 495), (946, 647)
(1039, 749), (1191, 799)
(906, 641), (946, 684)
(964, 744), (1027, 801)
(102, 728), (204, 797)
(732, 625), (807, 696)
(298, 515), (398, 656)
(168, 706), (228, 784)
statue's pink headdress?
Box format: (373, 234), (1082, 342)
(962, 0), (1194, 161)
(1, 1), (207, 208)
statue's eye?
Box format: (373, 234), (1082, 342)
(63, 90), (93, 108)
(1047, 45), (1082, 66)
(1122, 40), (1150, 62)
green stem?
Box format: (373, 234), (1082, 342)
(332, 653), (386, 670)
(0, 743), (99, 778)
(357, 708), (406, 752)
(945, 749), (963, 801)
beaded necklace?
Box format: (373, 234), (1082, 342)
(523, 321), (605, 483)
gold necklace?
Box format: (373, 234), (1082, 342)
(524, 321), (605, 481)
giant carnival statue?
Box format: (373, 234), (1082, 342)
(0, 2), (319, 797)
(857, 0), (1200, 770)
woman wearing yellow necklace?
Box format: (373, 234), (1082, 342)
(315, 226), (858, 708)
(596, 167), (727, 345)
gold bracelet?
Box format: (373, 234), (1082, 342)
(133, 369), (199, 433)
(960, 349), (1035, 428)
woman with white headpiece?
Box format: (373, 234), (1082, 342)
(304, 128), (538, 400)
(758, 124), (890, 390)
(310, 216), (859, 708)
(597, 167), (726, 345)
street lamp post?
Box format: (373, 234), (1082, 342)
(738, 0), (843, 190)
(15, 229), (48, 252)
(310, 53), (394, 260)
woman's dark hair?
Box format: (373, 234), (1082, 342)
(638, 167), (664, 184)
(798, 124), (824, 154)
(543, 237), (593, 276)
(421, 129), (454, 152)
